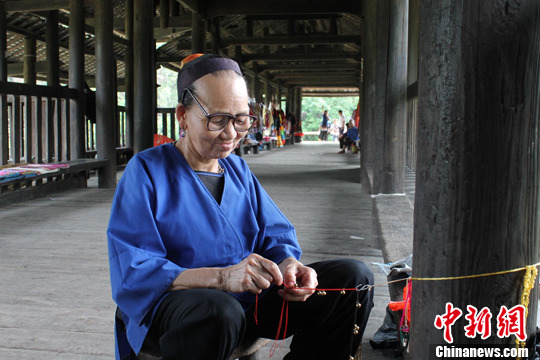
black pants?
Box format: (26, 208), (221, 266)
(146, 259), (374, 360)
(339, 135), (355, 150)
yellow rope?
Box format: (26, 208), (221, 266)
(409, 262), (540, 281)
(369, 261), (540, 355)
(515, 265), (538, 359)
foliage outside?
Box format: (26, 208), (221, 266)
(300, 97), (359, 132)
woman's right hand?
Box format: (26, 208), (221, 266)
(220, 254), (283, 294)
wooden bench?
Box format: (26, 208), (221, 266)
(0, 159), (109, 206)
(86, 147), (133, 165)
(261, 140), (274, 151)
(234, 144), (260, 157)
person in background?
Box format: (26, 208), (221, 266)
(318, 109), (330, 141)
(337, 109), (346, 135)
(108, 54), (374, 360)
(339, 120), (359, 153)
(330, 119), (340, 142)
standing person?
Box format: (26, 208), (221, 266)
(319, 109), (330, 141)
(330, 120), (340, 142)
(108, 54), (374, 360)
(337, 109), (346, 135)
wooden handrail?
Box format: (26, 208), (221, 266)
(0, 81), (79, 99)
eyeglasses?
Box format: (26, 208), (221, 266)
(184, 88), (257, 132)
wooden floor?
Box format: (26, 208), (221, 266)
(0, 142), (397, 360)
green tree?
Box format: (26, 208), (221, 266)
(301, 97), (359, 132)
(157, 66), (179, 108)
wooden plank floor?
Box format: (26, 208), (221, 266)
(0, 142), (396, 359)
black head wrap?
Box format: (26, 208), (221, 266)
(177, 54), (243, 103)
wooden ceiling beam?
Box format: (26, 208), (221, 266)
(222, 34), (359, 47)
(282, 78), (359, 85)
(302, 91), (359, 97)
(4, 0), (92, 12)
(246, 14), (338, 21)
(242, 52), (360, 62)
(260, 63), (360, 72)
(86, 15), (192, 31)
(203, 0), (361, 18)
(271, 73), (359, 80)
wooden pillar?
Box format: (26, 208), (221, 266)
(381, 0), (408, 193)
(124, 0), (134, 148)
(0, 1), (8, 165)
(133, 0), (154, 153)
(276, 83), (282, 110)
(69, 0), (86, 160)
(263, 78), (270, 107)
(24, 37), (37, 85)
(360, 0), (377, 190)
(411, 1), (540, 358)
(251, 62), (260, 103)
(191, 12), (206, 53)
(46, 11), (60, 87)
(286, 86), (293, 115)
(295, 87), (302, 128)
(372, 0), (390, 194)
(159, 0), (170, 29)
(211, 17), (221, 55)
(46, 11), (60, 163)
(406, 0), (420, 171)
(95, 0), (117, 188)
(24, 37), (36, 163)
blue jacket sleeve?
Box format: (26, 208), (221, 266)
(107, 156), (183, 328)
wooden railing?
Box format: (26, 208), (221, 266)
(1, 81), (79, 165)
(1, 81), (179, 166)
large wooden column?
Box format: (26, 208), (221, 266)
(0, 1), (8, 165)
(133, 0), (154, 153)
(376, 0), (408, 194)
(411, 1), (540, 357)
(360, 0), (378, 190)
(124, 0), (134, 148)
(46, 11), (59, 163)
(372, 0), (389, 194)
(69, 0), (86, 160)
(95, 0), (117, 187)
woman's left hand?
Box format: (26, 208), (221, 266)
(277, 257), (318, 302)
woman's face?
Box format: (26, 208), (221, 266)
(177, 74), (250, 161)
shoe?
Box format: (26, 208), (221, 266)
(338, 150), (345, 154)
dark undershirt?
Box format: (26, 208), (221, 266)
(196, 172), (225, 204)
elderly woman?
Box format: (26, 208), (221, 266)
(108, 54), (373, 360)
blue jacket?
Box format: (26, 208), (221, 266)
(108, 143), (301, 359)
(346, 127), (359, 141)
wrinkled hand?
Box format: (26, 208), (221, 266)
(277, 257), (318, 302)
(220, 254), (283, 294)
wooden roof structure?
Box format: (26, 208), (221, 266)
(4, 0), (362, 95)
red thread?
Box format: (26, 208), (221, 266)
(254, 294), (259, 325)
(264, 284), (369, 358)
(269, 293), (288, 357)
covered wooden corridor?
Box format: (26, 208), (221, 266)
(2, 1), (540, 359)
(0, 142), (396, 360)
